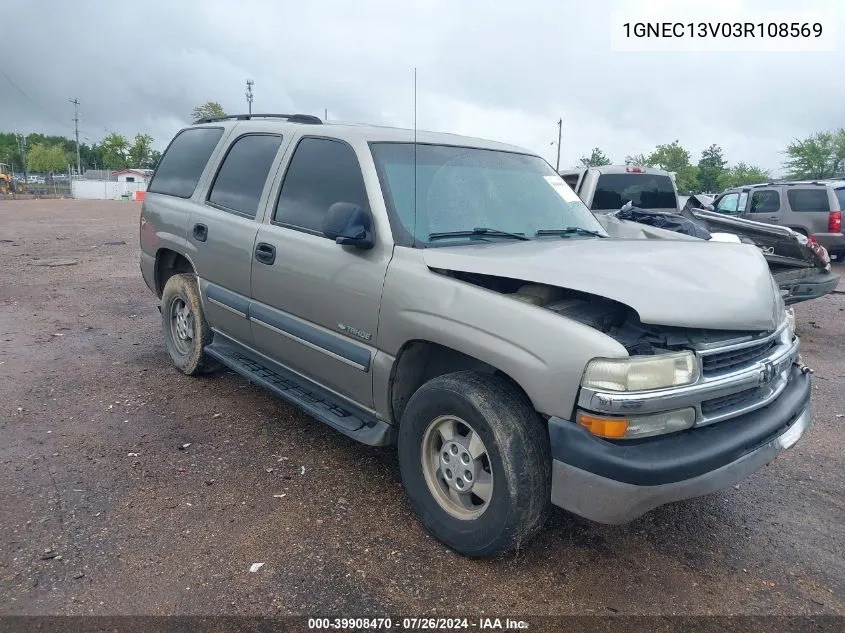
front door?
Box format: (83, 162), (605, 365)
(745, 188), (782, 225)
(250, 136), (391, 409)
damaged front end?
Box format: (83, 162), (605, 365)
(598, 205), (840, 304)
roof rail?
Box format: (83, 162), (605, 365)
(193, 113), (323, 125)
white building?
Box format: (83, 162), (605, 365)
(72, 168), (153, 201)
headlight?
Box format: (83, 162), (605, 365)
(581, 351), (699, 392)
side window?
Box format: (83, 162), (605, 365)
(148, 127), (224, 198)
(787, 189), (831, 212)
(561, 174), (579, 189)
(748, 190), (780, 213)
(207, 134), (283, 218)
(273, 137), (369, 234)
(716, 193), (739, 213)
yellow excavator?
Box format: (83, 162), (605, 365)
(0, 163), (24, 193)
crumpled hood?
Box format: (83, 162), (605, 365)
(423, 239), (779, 331)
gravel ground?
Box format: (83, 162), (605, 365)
(0, 200), (843, 617)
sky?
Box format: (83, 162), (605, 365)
(1, 0), (842, 175)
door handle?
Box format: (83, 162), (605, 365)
(254, 242), (276, 265)
(193, 223), (208, 242)
(768, 216), (780, 221)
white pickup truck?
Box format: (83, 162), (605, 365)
(560, 165), (840, 304)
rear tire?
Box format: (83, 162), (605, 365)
(161, 273), (219, 375)
(398, 371), (551, 557)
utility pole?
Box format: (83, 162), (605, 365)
(324, 108), (328, 121)
(69, 98), (81, 176)
(17, 134), (27, 184)
(555, 118), (562, 172)
(245, 80), (254, 114)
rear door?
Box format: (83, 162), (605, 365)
(249, 136), (391, 409)
(784, 188), (830, 236)
(744, 188), (782, 224)
(187, 131), (287, 345)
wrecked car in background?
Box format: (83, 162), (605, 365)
(142, 117), (812, 557)
(560, 165), (840, 304)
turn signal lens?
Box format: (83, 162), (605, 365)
(577, 414), (629, 439)
(577, 408), (696, 439)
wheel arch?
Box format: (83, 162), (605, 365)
(154, 248), (197, 297)
(387, 339), (534, 426)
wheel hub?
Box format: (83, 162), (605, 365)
(421, 415), (493, 520)
(439, 440), (477, 494)
(170, 298), (195, 355)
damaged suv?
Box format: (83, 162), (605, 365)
(140, 115), (812, 557)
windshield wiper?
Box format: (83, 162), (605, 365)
(428, 227), (531, 242)
(536, 227), (607, 238)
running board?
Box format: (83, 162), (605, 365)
(205, 336), (395, 446)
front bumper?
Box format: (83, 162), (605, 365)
(777, 269), (840, 305)
(550, 365), (811, 524)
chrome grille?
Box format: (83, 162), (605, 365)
(701, 387), (759, 416)
(701, 339), (777, 375)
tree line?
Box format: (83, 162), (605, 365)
(0, 131), (160, 175)
(579, 128), (845, 195)
(0, 103), (226, 176)
(4, 100), (843, 191)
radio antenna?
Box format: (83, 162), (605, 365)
(413, 67), (418, 245)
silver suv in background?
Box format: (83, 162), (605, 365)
(713, 180), (845, 260)
(140, 115), (811, 557)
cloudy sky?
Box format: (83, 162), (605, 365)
(1, 0), (842, 174)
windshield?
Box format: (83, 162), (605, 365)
(369, 143), (606, 245)
(591, 173), (677, 210)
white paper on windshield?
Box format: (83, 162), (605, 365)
(544, 176), (581, 203)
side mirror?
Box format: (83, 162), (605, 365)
(323, 202), (375, 250)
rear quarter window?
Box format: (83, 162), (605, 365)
(787, 188), (830, 213)
(835, 188), (845, 211)
(148, 127), (224, 198)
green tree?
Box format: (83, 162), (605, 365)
(624, 153), (652, 167)
(697, 144), (727, 193)
(100, 133), (130, 169)
(647, 140), (699, 194)
(128, 133), (154, 168)
(834, 128), (845, 176)
(783, 131), (837, 179)
(27, 143), (67, 173)
(717, 162), (770, 189)
(579, 147), (612, 167)
(0, 133), (25, 172)
(191, 102), (226, 122)
(148, 149), (162, 170)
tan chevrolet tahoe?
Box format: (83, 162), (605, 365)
(140, 114), (812, 557)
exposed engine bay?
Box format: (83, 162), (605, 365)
(438, 269), (767, 355)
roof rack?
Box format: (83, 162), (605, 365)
(193, 113), (323, 125)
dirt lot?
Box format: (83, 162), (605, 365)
(1, 200), (843, 617)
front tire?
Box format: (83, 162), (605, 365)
(398, 371), (551, 557)
(161, 273), (219, 375)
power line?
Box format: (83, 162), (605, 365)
(0, 65), (75, 132)
(0, 66), (99, 140)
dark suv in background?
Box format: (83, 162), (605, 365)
(713, 180), (845, 260)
